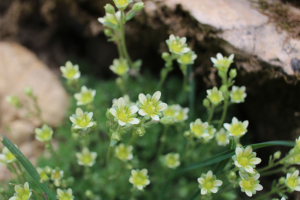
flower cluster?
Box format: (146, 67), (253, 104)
(163, 104), (189, 122)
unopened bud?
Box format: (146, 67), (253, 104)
(135, 126), (146, 137)
(104, 29), (113, 37)
(220, 85), (228, 94)
(104, 4), (115, 14)
(132, 2), (144, 12)
(24, 86), (33, 96)
(274, 151), (281, 159)
(162, 52), (170, 60)
(203, 98), (210, 108)
(279, 177), (285, 184)
(160, 116), (173, 125)
(229, 69), (237, 78)
(227, 171), (237, 182)
(111, 132), (121, 141)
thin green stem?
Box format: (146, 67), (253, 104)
(32, 96), (43, 123)
(207, 106), (215, 123)
(156, 126), (169, 157)
(106, 145), (113, 167)
(48, 142), (60, 166)
(120, 10), (133, 67)
(129, 132), (137, 145)
(218, 74), (228, 129)
(254, 184), (286, 200)
(260, 166), (286, 177)
(188, 64), (195, 119)
(9, 164), (22, 183)
(258, 153), (295, 172)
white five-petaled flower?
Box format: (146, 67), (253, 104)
(113, 0), (133, 9)
(198, 170), (223, 195)
(163, 153), (180, 169)
(232, 146), (261, 174)
(0, 146), (16, 164)
(60, 61), (81, 80)
(9, 182), (32, 200)
(98, 11), (121, 29)
(224, 117), (249, 137)
(166, 34), (190, 55)
(177, 50), (197, 65)
(70, 108), (94, 129)
(110, 97), (140, 126)
(210, 53), (234, 72)
(129, 169), (150, 190)
(74, 86), (96, 106)
(35, 124), (53, 142)
(190, 119), (209, 139)
(51, 169), (64, 187)
(239, 173), (263, 197)
(57, 188), (74, 200)
(138, 91), (167, 121)
(203, 125), (216, 142)
(115, 144), (133, 161)
(206, 87), (224, 105)
(230, 86), (247, 103)
(285, 170), (300, 191)
(76, 148), (97, 167)
(110, 58), (129, 76)
(215, 128), (229, 146)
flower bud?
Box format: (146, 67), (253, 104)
(229, 69), (237, 78)
(274, 151), (281, 159)
(85, 190), (94, 198)
(132, 2), (144, 12)
(0, 187), (5, 194)
(6, 95), (21, 108)
(135, 126), (146, 137)
(279, 177), (285, 184)
(111, 132), (121, 141)
(104, 4), (115, 14)
(227, 171), (237, 182)
(162, 52), (170, 60)
(220, 85), (228, 94)
(24, 86), (33, 96)
(203, 98), (210, 108)
(106, 109), (114, 119)
(104, 29), (113, 37)
(183, 131), (192, 138)
(44, 166), (52, 174)
(160, 116), (173, 125)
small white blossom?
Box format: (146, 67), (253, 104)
(74, 86), (96, 106)
(177, 51), (197, 65)
(198, 170), (223, 195)
(285, 170), (300, 191)
(215, 128), (229, 146)
(224, 117), (249, 137)
(51, 169), (64, 187)
(166, 34), (190, 55)
(138, 91), (167, 121)
(206, 87), (224, 105)
(190, 119), (209, 139)
(110, 58), (129, 76)
(60, 61), (80, 80)
(115, 144), (133, 161)
(76, 148), (97, 167)
(113, 0), (133, 9)
(110, 97), (140, 126)
(35, 124), (53, 142)
(98, 11), (121, 29)
(70, 108), (94, 129)
(232, 146), (261, 174)
(9, 182), (32, 200)
(163, 153), (180, 169)
(239, 173), (263, 197)
(203, 125), (216, 142)
(57, 188), (74, 200)
(210, 53), (234, 72)
(112, 95), (131, 107)
(0, 146), (16, 164)
(230, 86), (247, 103)
(129, 169), (150, 190)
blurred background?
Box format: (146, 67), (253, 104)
(0, 0), (300, 198)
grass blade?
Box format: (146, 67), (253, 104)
(1, 134), (57, 200)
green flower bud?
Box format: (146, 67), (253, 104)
(85, 190), (94, 198)
(132, 2), (144, 12)
(44, 166), (53, 174)
(111, 132), (121, 141)
(24, 86), (33, 96)
(104, 29), (113, 37)
(288, 167), (296, 173)
(162, 52), (170, 60)
(229, 69), (237, 78)
(203, 98), (210, 108)
(160, 116), (173, 125)
(274, 151), (281, 159)
(6, 95), (21, 108)
(183, 131), (192, 138)
(227, 171), (237, 182)
(279, 177), (285, 184)
(0, 187), (5, 194)
(104, 4), (115, 14)
(135, 126), (146, 137)
(220, 85), (228, 94)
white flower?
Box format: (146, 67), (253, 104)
(224, 117), (249, 137)
(177, 51), (197, 65)
(51, 169), (64, 187)
(60, 61), (81, 80)
(239, 173), (263, 197)
(112, 95), (132, 107)
(174, 107), (189, 122)
(163, 153), (180, 169)
(215, 128), (229, 146)
(206, 87), (224, 105)
(285, 170), (300, 191)
(129, 169), (150, 190)
(0, 146), (16, 164)
(110, 97), (140, 126)
(9, 182), (32, 200)
(230, 86), (247, 103)
(198, 170), (223, 195)
(115, 144), (133, 161)
(57, 188), (74, 200)
(232, 146), (261, 174)
(113, 0), (133, 10)
(98, 11), (121, 29)
(110, 58), (129, 76)
(203, 125), (216, 142)
(190, 119), (209, 139)
(166, 34), (190, 55)
(35, 124), (53, 142)
(76, 148), (97, 167)
(74, 86), (96, 106)
(69, 108), (94, 129)
(210, 53), (234, 72)
(138, 91), (167, 121)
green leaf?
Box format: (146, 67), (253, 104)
(214, 136), (236, 175)
(1, 134), (57, 200)
(177, 140), (294, 174)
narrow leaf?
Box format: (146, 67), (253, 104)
(1, 134), (57, 200)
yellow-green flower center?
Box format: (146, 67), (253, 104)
(81, 153), (93, 164)
(141, 101), (159, 116)
(114, 64), (128, 75)
(295, 155), (300, 163)
(287, 177), (297, 188)
(179, 53), (192, 64)
(175, 111), (185, 121)
(209, 93), (222, 103)
(237, 156), (249, 166)
(65, 68), (77, 79)
(38, 130), (51, 140)
(116, 107), (132, 123)
(5, 152), (16, 162)
(170, 41), (183, 54)
(107, 15), (118, 25)
(166, 156), (177, 166)
(203, 180), (214, 190)
(230, 124), (245, 136)
(59, 193), (72, 200)
(53, 171), (62, 179)
(117, 147), (130, 160)
(76, 115), (91, 127)
(164, 108), (176, 117)
(241, 179), (252, 190)
(133, 173), (147, 186)
(191, 124), (205, 136)
(217, 134), (227, 142)
(80, 92), (93, 104)
(232, 90), (243, 101)
(116, 0), (129, 6)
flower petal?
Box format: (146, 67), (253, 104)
(129, 118), (140, 125)
(157, 103), (167, 111)
(139, 93), (147, 105)
(129, 105), (139, 114)
(151, 91), (161, 103)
